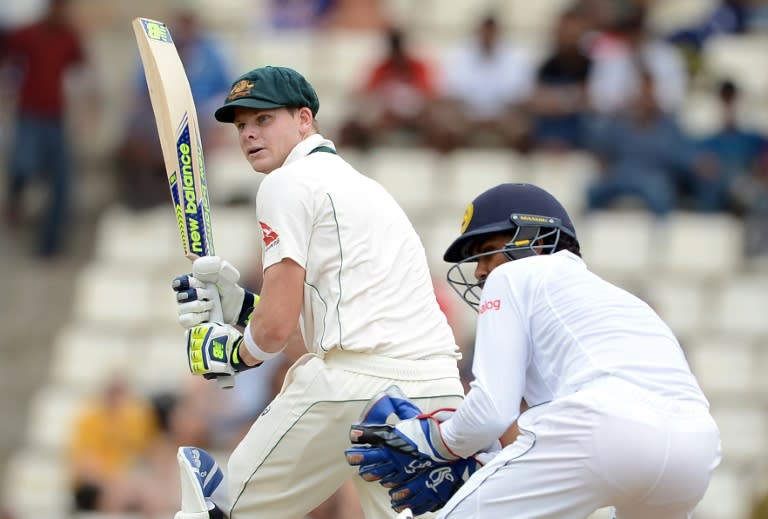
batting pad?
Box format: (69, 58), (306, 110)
(178, 446), (230, 515)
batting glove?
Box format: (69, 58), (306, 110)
(173, 256), (258, 329)
(185, 322), (258, 379)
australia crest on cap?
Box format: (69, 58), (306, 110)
(227, 79), (253, 102)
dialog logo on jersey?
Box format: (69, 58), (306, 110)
(259, 221), (279, 249)
(478, 299), (501, 314)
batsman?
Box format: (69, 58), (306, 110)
(169, 66), (467, 518)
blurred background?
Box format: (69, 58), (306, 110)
(1, 0), (768, 518)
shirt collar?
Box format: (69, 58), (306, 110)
(282, 134), (336, 168)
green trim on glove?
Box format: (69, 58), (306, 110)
(237, 291), (260, 328)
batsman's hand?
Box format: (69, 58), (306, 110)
(185, 322), (256, 379)
(173, 256), (258, 329)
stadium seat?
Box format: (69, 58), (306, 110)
(529, 151), (597, 216)
(206, 206), (263, 269)
(657, 212), (745, 278)
(443, 149), (529, 208)
(713, 275), (768, 337)
(336, 147), (370, 175)
(366, 147), (439, 215)
(679, 90), (722, 137)
(248, 32), (316, 79)
(25, 386), (84, 453)
(499, 0), (573, 40)
(205, 146), (260, 205)
(647, 0), (717, 34)
(93, 206), (177, 269)
(311, 31), (382, 96)
(693, 464), (753, 519)
(686, 337), (755, 397)
(2, 449), (71, 519)
(129, 331), (191, 394)
(710, 405), (767, 466)
(73, 264), (154, 328)
(703, 34), (768, 101)
(419, 217), (463, 272)
(639, 277), (705, 341)
(407, 0), (489, 39)
(577, 210), (654, 281)
(49, 326), (131, 394)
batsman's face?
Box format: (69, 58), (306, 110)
(472, 234), (513, 282)
(233, 107), (312, 174)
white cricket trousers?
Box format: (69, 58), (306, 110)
(226, 350), (464, 519)
(438, 377), (722, 519)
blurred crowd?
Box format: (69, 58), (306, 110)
(3, 0), (768, 518)
(2, 0), (768, 259)
(337, 1), (768, 234)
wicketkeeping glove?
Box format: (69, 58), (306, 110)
(351, 408), (460, 465)
(346, 386), (422, 486)
(346, 389), (479, 516)
(388, 457), (478, 516)
(173, 256), (258, 329)
(185, 322), (257, 379)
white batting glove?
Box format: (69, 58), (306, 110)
(185, 322), (256, 379)
(173, 256), (258, 329)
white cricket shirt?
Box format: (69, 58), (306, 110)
(256, 134), (460, 361)
(441, 250), (709, 457)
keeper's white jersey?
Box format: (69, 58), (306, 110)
(256, 134), (460, 361)
(442, 250), (708, 457)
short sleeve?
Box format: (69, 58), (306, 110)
(256, 171), (314, 270)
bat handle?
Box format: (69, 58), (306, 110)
(205, 283), (235, 390)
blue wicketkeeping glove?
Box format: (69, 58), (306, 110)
(346, 388), (479, 516)
(345, 386), (422, 486)
(388, 457), (478, 516)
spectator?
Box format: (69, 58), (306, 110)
(737, 146), (768, 258)
(667, 0), (752, 66)
(267, 0), (335, 30)
(67, 376), (159, 513)
(527, 7), (594, 152)
(588, 4), (687, 115)
(586, 70), (700, 217)
(266, 0), (388, 32)
(130, 380), (223, 517)
(338, 27), (438, 150)
(1, 0), (91, 257)
(320, 0), (389, 32)
(692, 79), (766, 213)
(431, 13), (536, 152)
(113, 6), (232, 210)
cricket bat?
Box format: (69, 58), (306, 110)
(132, 17), (234, 389)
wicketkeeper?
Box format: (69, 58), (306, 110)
(347, 183), (722, 518)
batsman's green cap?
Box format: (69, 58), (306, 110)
(214, 66), (320, 122)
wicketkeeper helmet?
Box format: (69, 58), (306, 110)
(444, 183), (578, 310)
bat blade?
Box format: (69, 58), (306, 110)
(132, 17), (232, 389)
(131, 17), (215, 261)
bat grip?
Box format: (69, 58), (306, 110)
(205, 283), (235, 390)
